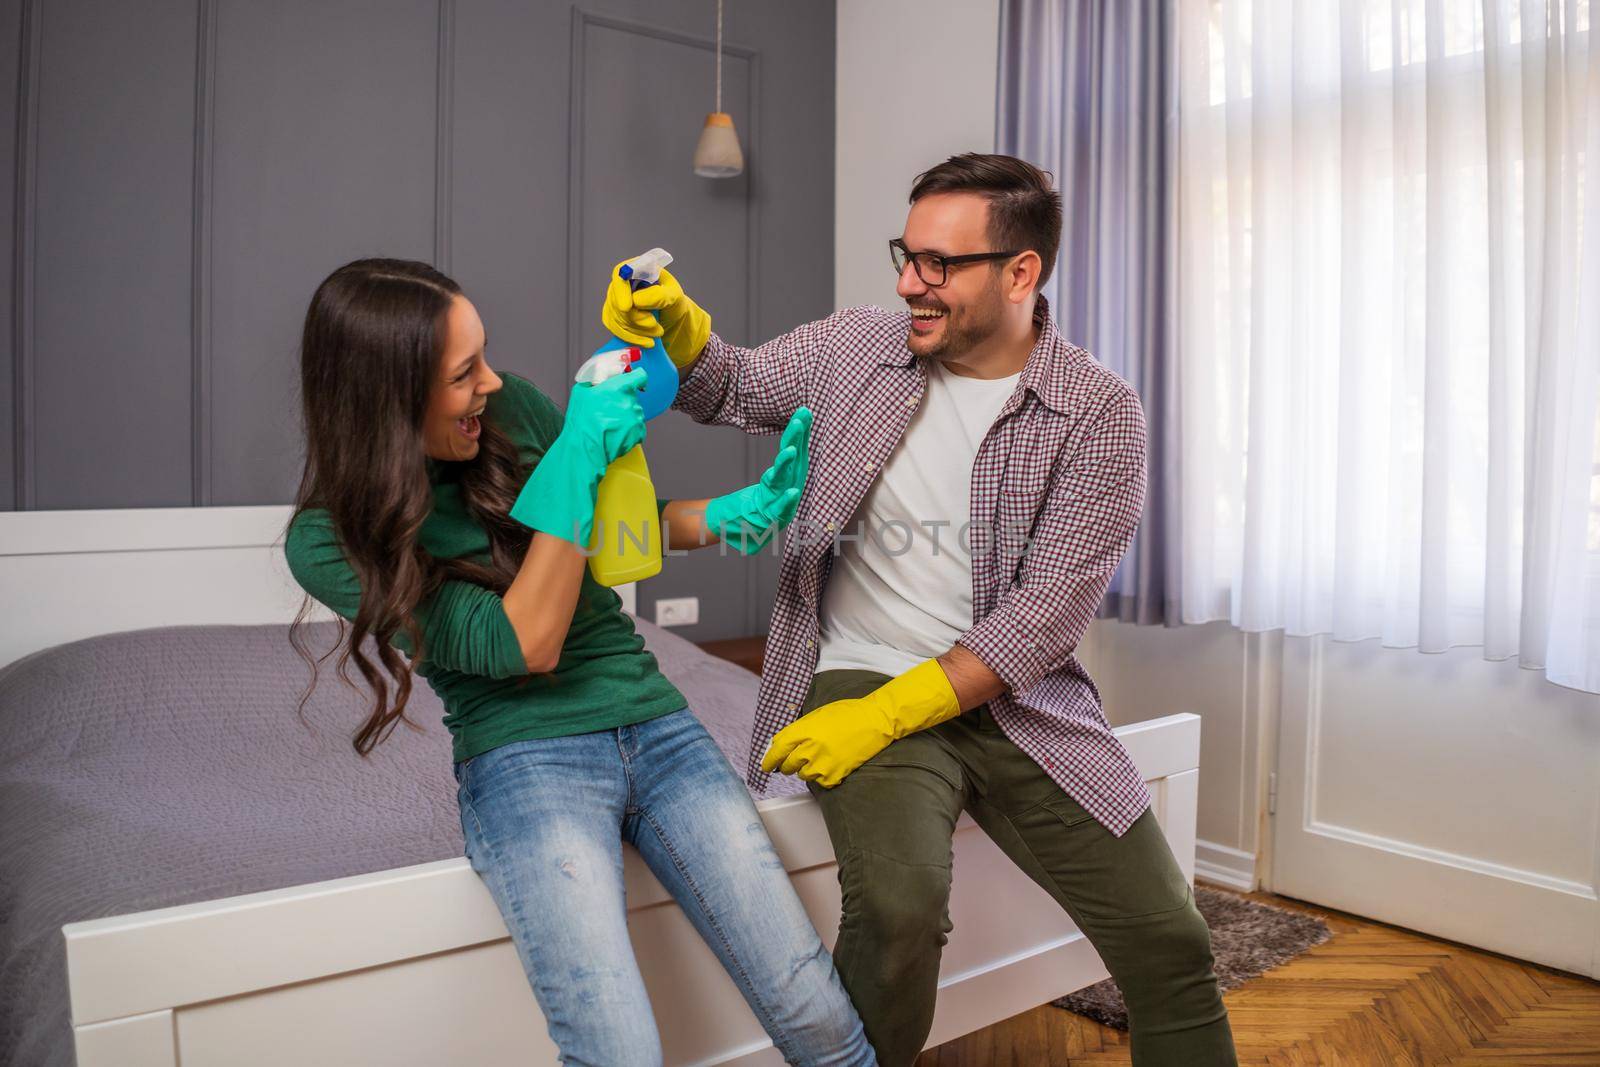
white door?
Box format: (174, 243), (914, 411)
(1270, 633), (1600, 977)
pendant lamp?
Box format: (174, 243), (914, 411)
(693, 0), (744, 178)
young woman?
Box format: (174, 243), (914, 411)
(285, 258), (872, 1067)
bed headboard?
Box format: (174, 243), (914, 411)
(0, 506), (637, 669)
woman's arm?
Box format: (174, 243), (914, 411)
(286, 514), (587, 679)
(286, 513), (533, 680)
(286, 372), (647, 680)
(500, 533), (589, 672)
(501, 370), (650, 670)
(662, 498), (719, 551)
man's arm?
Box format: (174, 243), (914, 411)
(936, 644), (1008, 708)
(672, 312), (845, 435)
(603, 256), (838, 436)
(956, 388), (1147, 696)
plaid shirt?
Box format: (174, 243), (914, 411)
(675, 299), (1152, 836)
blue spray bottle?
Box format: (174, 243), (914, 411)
(575, 248), (680, 585)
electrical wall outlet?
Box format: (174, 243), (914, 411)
(654, 596), (700, 628)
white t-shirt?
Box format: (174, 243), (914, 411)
(816, 359), (1022, 677)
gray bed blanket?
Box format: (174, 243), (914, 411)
(0, 620), (799, 1067)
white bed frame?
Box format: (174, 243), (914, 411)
(0, 506), (1201, 1067)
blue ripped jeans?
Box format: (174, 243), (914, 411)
(455, 707), (874, 1067)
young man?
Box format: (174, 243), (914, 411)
(603, 154), (1236, 1067)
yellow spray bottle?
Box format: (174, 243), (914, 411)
(576, 248), (680, 586)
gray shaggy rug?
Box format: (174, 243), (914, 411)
(1053, 886), (1332, 1030)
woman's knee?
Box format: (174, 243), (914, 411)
(542, 1000), (664, 1067)
(759, 941), (873, 1064)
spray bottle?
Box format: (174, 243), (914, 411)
(575, 247), (680, 586)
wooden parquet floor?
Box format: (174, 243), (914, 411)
(916, 887), (1600, 1066)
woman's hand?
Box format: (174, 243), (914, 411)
(509, 370), (649, 545)
(561, 368), (650, 468)
(700, 407), (812, 554)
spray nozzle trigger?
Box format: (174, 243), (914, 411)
(619, 248), (674, 292)
(576, 346), (644, 386)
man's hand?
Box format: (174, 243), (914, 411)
(601, 257), (712, 368)
(761, 659), (961, 787)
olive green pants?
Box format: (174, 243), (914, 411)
(803, 669), (1237, 1067)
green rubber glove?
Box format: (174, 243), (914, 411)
(601, 259), (712, 368)
(703, 408), (811, 554)
(510, 370), (649, 546)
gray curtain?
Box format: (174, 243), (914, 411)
(996, 0), (1179, 626)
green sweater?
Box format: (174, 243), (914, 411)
(285, 373), (686, 763)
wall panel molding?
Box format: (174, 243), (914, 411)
(739, 37), (765, 638)
(30, 0), (198, 508)
(566, 7), (764, 634)
(190, 0), (217, 506)
(433, 0), (453, 274)
(563, 8), (760, 365)
(205, 0), (439, 505)
(11, 0), (38, 509)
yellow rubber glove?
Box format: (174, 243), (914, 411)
(601, 259), (712, 368)
(760, 659), (961, 788)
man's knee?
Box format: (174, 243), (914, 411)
(1100, 890), (1224, 1018)
(1147, 891), (1218, 973)
(1115, 896), (1236, 1061)
(838, 847), (953, 949)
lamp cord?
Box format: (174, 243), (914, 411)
(715, 0), (723, 115)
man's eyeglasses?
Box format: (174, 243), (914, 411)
(889, 238), (1020, 288)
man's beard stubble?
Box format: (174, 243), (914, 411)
(909, 273), (1006, 361)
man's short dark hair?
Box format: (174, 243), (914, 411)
(909, 153), (1062, 288)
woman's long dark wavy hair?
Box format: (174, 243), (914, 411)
(289, 258), (534, 755)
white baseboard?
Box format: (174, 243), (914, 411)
(1194, 839), (1257, 892)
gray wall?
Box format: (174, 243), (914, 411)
(3, 0), (836, 640)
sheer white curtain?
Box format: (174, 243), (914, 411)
(1176, 0), (1600, 689)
